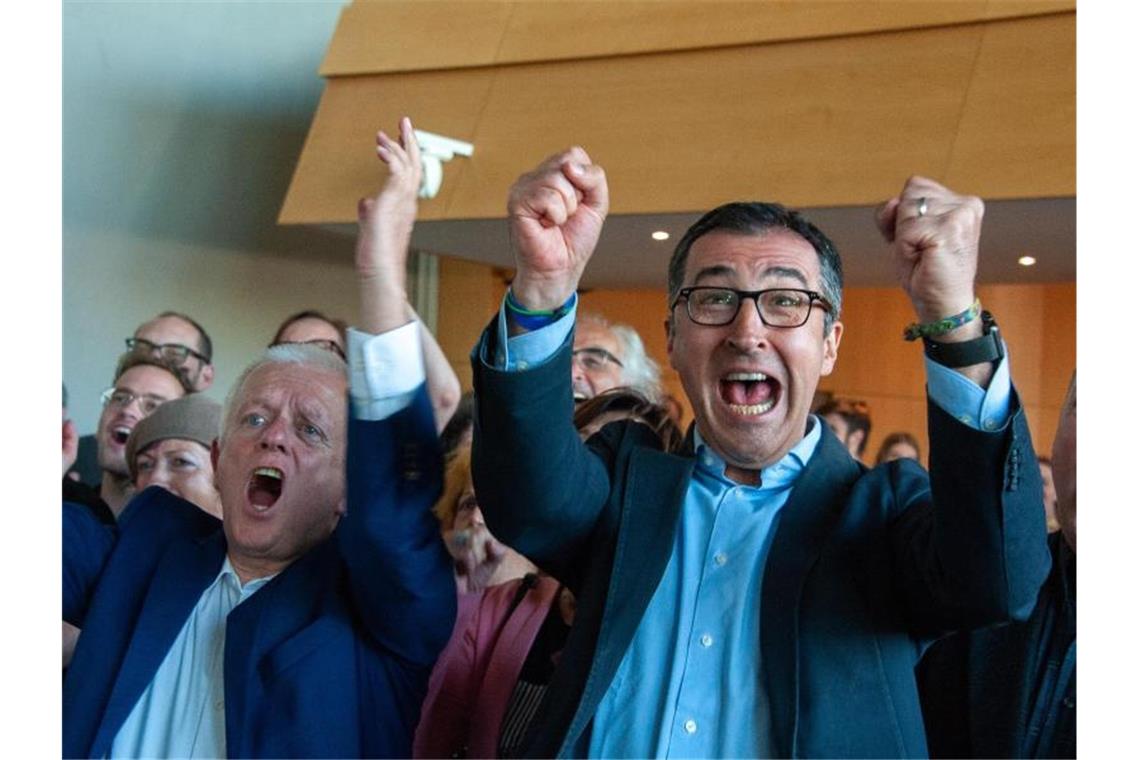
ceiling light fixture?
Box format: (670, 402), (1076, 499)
(651, 231), (670, 241)
(1018, 255), (1037, 267)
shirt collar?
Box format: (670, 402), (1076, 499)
(219, 555), (277, 600)
(692, 415), (822, 489)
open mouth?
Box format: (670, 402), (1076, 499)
(719, 372), (778, 416)
(248, 467), (284, 511)
(111, 425), (132, 445)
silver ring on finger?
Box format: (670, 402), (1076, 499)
(916, 197), (928, 217)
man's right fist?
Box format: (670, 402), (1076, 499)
(507, 147), (609, 311)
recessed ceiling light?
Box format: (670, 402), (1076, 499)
(1018, 255), (1037, 267)
(651, 230), (670, 241)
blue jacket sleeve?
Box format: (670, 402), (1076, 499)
(63, 500), (117, 626)
(470, 317), (614, 585)
(889, 391), (1052, 636)
(337, 385), (457, 668)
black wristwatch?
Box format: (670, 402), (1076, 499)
(922, 310), (1004, 368)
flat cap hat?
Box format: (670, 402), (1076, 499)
(126, 394), (222, 481)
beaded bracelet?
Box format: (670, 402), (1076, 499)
(903, 298), (981, 341)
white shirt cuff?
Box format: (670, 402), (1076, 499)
(347, 322), (425, 421)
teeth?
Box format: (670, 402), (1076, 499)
(113, 426), (132, 436)
(254, 467), (283, 480)
(728, 400), (776, 416)
(724, 372), (768, 382)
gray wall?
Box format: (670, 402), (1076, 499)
(64, 0), (360, 433)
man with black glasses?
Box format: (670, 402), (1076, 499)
(470, 149), (1051, 757)
(129, 311), (215, 391)
(69, 312), (214, 486)
(571, 311), (662, 403)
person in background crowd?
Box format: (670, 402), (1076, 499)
(90, 353), (192, 521)
(571, 311), (662, 403)
(818, 396), (872, 462)
(126, 394), (224, 519)
(69, 310), (215, 485)
(874, 430), (922, 466)
(918, 372), (1076, 757)
(573, 388), (684, 452)
(270, 309), (349, 358)
(131, 311), (216, 392)
(471, 146), (1049, 757)
(1038, 455), (1060, 533)
(440, 390), (475, 459)
(436, 445), (538, 596)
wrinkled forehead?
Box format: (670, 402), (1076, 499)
(573, 321), (623, 357)
(136, 315), (201, 349)
(685, 229), (821, 287)
(237, 363), (346, 418)
(116, 364), (186, 397)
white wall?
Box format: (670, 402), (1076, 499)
(64, 0), (359, 433)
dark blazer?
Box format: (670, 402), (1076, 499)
(62, 386), (456, 758)
(917, 532), (1076, 758)
(470, 325), (1051, 758)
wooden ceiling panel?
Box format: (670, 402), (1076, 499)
(284, 11), (1075, 225)
(944, 13), (1075, 197)
(320, 0), (1074, 76)
(280, 68), (495, 224)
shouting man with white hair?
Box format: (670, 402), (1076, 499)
(63, 118), (456, 758)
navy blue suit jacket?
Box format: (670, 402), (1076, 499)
(470, 325), (1051, 758)
(62, 386), (456, 758)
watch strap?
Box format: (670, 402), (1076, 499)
(922, 311), (1004, 368)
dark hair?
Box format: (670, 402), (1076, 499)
(573, 388), (684, 453)
(818, 397), (872, 457)
(271, 310), (348, 348)
(667, 202), (843, 333)
(440, 391), (475, 459)
(874, 431), (921, 466)
(156, 311), (213, 362)
(112, 351), (195, 395)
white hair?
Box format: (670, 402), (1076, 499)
(579, 312), (662, 403)
(221, 343), (347, 439)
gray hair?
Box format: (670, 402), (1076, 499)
(221, 343), (347, 439)
(579, 312), (663, 402)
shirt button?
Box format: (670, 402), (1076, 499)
(683, 719), (697, 734)
(215, 699), (224, 710)
(958, 414), (972, 425)
(518, 361), (529, 370)
(714, 553), (727, 566)
(984, 419), (997, 431)
(700, 633), (713, 648)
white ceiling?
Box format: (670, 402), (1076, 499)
(322, 196), (1075, 290)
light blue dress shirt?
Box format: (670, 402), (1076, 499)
(110, 559), (274, 758)
(495, 296), (1013, 757)
(108, 321), (427, 758)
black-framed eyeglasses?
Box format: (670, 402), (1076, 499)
(572, 347), (623, 371)
(100, 387), (170, 416)
(126, 337), (210, 365)
(271, 339), (347, 361)
(671, 287), (832, 328)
